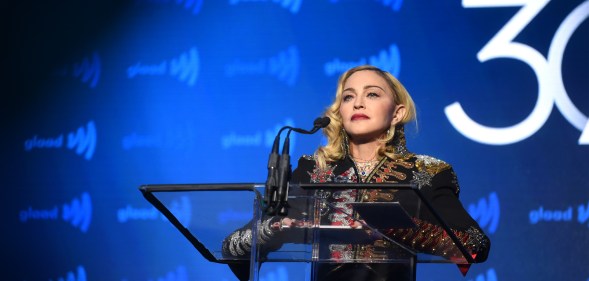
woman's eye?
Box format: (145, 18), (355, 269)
(343, 95), (353, 102)
(367, 92), (380, 98)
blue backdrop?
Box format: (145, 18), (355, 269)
(2, 0), (588, 280)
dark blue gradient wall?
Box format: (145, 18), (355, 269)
(2, 1), (588, 280)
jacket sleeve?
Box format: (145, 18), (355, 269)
(221, 216), (286, 258)
(384, 167), (491, 263)
(221, 216), (287, 281)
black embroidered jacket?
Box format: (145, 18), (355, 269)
(291, 153), (490, 263)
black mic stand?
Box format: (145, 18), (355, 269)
(264, 126), (291, 215)
(269, 117), (331, 216)
(263, 135), (280, 215)
(275, 132), (291, 216)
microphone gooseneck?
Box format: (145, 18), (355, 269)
(264, 124), (295, 214)
(267, 117), (331, 216)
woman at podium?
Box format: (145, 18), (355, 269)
(223, 65), (490, 280)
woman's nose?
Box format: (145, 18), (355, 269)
(353, 97), (365, 109)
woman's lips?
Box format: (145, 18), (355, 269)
(351, 114), (369, 121)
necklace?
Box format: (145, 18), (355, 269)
(351, 152), (378, 163)
(352, 156), (380, 181)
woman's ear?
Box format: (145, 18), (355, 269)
(391, 104), (406, 126)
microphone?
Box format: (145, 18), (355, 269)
(263, 134), (280, 214)
(264, 125), (291, 215)
(274, 117), (331, 215)
(287, 117), (330, 135)
(312, 116), (331, 133)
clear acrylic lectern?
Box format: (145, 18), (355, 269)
(140, 183), (475, 281)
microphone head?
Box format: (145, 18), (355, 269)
(316, 117), (330, 128)
(313, 117), (322, 127)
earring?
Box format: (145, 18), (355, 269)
(385, 126), (396, 146)
(392, 125), (407, 155)
(340, 128), (350, 156)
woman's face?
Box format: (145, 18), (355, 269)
(339, 70), (403, 142)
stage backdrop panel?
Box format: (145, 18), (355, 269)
(2, 0), (588, 280)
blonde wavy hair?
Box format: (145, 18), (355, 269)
(315, 65), (417, 169)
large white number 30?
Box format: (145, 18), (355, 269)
(444, 0), (589, 145)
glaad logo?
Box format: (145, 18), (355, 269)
(324, 44), (401, 77)
(19, 192), (93, 233)
(117, 196), (192, 227)
(229, 0), (302, 14)
(467, 268), (497, 281)
(62, 192), (93, 233)
(225, 46), (300, 86)
(218, 209), (251, 224)
(148, 266), (188, 281)
(222, 119), (296, 151)
(122, 123), (196, 151)
(446, 0), (589, 145)
(467, 192), (500, 234)
(55, 52), (101, 89)
(127, 47), (200, 87)
(529, 200), (589, 227)
(67, 121), (97, 160)
(50, 265), (87, 281)
(135, 0), (203, 14)
(24, 121), (97, 161)
(170, 48), (200, 86)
